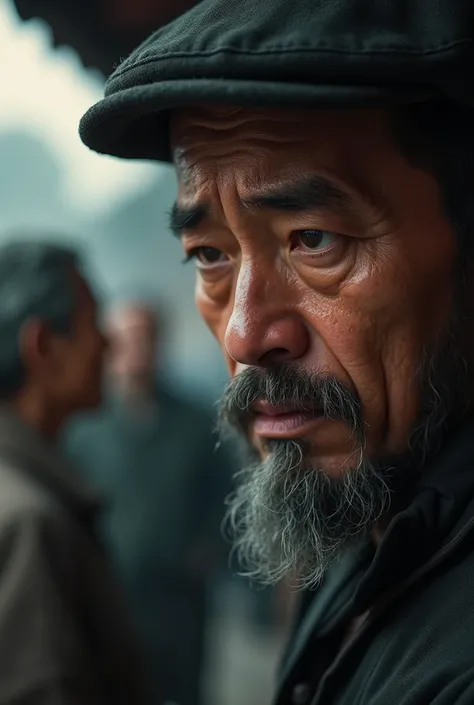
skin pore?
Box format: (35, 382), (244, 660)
(169, 105), (466, 586)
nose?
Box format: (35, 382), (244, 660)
(224, 263), (310, 368)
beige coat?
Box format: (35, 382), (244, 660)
(0, 407), (151, 705)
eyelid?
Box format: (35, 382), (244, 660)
(292, 228), (338, 236)
(289, 230), (348, 265)
(290, 229), (339, 248)
(184, 245), (230, 269)
(185, 244), (226, 256)
(286, 215), (355, 236)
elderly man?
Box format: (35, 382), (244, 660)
(0, 241), (149, 704)
(79, 0), (474, 703)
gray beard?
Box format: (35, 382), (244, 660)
(220, 320), (470, 589)
(225, 440), (392, 589)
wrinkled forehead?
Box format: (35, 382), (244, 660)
(169, 104), (395, 192)
(170, 104), (313, 154)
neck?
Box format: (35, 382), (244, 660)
(11, 391), (63, 442)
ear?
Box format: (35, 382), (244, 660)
(18, 318), (53, 373)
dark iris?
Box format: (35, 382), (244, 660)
(197, 247), (224, 264)
(299, 230), (324, 249)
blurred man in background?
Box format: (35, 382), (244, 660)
(0, 240), (150, 705)
(65, 297), (234, 705)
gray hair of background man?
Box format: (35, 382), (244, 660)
(0, 239), (82, 398)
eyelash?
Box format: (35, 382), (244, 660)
(182, 231), (343, 266)
(182, 246), (225, 266)
(182, 248), (210, 265)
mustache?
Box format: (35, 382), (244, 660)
(218, 365), (365, 442)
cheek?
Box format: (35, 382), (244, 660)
(77, 339), (103, 378)
(313, 238), (456, 450)
(306, 293), (386, 412)
(196, 281), (228, 342)
(196, 285), (237, 373)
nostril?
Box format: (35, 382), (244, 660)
(259, 347), (292, 367)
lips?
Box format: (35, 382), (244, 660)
(251, 399), (323, 439)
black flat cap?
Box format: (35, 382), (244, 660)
(79, 0), (474, 163)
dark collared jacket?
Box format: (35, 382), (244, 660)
(278, 417), (474, 705)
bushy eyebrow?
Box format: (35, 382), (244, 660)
(169, 174), (356, 237)
(168, 202), (208, 238)
(239, 175), (353, 213)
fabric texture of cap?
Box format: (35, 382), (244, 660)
(79, 0), (474, 162)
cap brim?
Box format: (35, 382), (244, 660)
(79, 78), (434, 162)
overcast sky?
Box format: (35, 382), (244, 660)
(0, 0), (162, 217)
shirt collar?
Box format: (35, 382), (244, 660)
(354, 413), (474, 612)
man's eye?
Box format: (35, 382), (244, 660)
(184, 246), (227, 266)
(291, 229), (337, 252)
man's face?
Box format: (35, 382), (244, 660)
(40, 273), (108, 414)
(170, 105), (466, 586)
(107, 306), (158, 387)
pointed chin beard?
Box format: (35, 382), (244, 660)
(225, 438), (394, 589)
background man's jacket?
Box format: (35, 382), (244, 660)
(0, 407), (150, 705)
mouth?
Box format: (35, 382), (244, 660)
(251, 400), (324, 440)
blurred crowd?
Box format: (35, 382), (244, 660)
(64, 295), (235, 705)
(0, 238), (294, 705)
